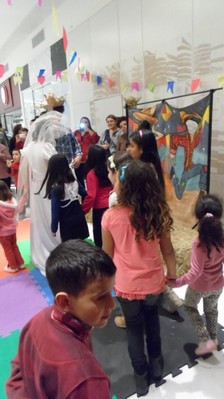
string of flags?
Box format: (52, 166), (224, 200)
(1, 1), (224, 95)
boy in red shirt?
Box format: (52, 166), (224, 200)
(6, 239), (116, 399)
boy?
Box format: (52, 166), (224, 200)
(6, 239), (116, 399)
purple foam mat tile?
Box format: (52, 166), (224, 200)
(0, 272), (49, 337)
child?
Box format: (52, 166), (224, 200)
(37, 154), (89, 242)
(6, 239), (116, 398)
(107, 151), (132, 208)
(102, 160), (176, 397)
(82, 145), (113, 247)
(6, 148), (21, 189)
(168, 194), (224, 356)
(0, 181), (25, 273)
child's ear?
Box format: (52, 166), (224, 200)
(55, 292), (71, 312)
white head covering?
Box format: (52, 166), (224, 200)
(24, 110), (69, 147)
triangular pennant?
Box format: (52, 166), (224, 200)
(147, 82), (155, 92)
(52, 3), (60, 36)
(86, 70), (91, 82)
(37, 76), (45, 85)
(107, 78), (114, 88)
(69, 51), (77, 66)
(13, 74), (22, 85)
(38, 69), (45, 77)
(61, 71), (68, 81)
(38, 0), (43, 5)
(16, 66), (24, 78)
(217, 74), (224, 87)
(96, 75), (102, 85)
(167, 81), (174, 93)
(191, 78), (200, 93)
(0, 64), (5, 78)
(55, 70), (62, 80)
(131, 81), (140, 91)
(7, 0), (12, 5)
(63, 27), (68, 52)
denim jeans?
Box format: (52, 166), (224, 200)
(118, 294), (162, 375)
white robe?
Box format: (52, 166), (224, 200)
(21, 142), (60, 275)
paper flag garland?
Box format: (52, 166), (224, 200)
(167, 81), (174, 93)
(0, 64), (5, 78)
(63, 27), (68, 52)
(191, 78), (200, 93)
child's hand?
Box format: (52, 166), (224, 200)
(51, 232), (56, 237)
(166, 278), (177, 288)
(6, 159), (12, 167)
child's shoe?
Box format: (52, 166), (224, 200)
(4, 265), (19, 273)
(195, 340), (217, 355)
(19, 264), (26, 270)
(114, 315), (126, 328)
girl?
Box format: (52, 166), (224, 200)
(0, 181), (25, 273)
(6, 148), (21, 189)
(82, 145), (113, 247)
(99, 114), (122, 157)
(107, 151), (132, 208)
(127, 128), (165, 192)
(37, 154), (89, 242)
(74, 116), (99, 187)
(102, 160), (176, 397)
(168, 194), (224, 356)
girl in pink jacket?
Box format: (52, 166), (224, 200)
(0, 180), (25, 273)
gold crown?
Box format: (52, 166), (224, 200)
(41, 93), (65, 110)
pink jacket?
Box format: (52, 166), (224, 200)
(0, 198), (18, 237)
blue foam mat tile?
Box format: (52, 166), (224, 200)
(29, 268), (54, 305)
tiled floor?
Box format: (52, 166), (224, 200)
(128, 285), (224, 399)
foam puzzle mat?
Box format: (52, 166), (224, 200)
(0, 219), (224, 399)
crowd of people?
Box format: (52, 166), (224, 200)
(0, 97), (223, 398)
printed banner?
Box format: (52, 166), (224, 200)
(127, 94), (211, 227)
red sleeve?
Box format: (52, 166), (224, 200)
(90, 132), (100, 144)
(6, 355), (29, 399)
(82, 170), (97, 214)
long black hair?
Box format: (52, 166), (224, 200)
(195, 194), (224, 258)
(36, 154), (75, 199)
(129, 129), (165, 191)
(85, 144), (111, 187)
(80, 116), (93, 131)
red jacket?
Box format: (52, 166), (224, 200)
(8, 161), (20, 188)
(0, 198), (18, 237)
(74, 130), (99, 162)
(82, 169), (113, 214)
(6, 304), (111, 399)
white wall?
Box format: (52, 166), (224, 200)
(1, 0), (224, 193)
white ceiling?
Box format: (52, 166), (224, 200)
(0, 0), (65, 62)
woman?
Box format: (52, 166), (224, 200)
(99, 114), (121, 157)
(74, 116), (99, 187)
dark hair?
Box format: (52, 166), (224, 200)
(80, 116), (93, 131)
(113, 151), (132, 170)
(85, 144), (112, 187)
(0, 180), (12, 201)
(117, 160), (173, 241)
(21, 127), (28, 133)
(195, 194), (224, 258)
(46, 239), (116, 296)
(129, 130), (165, 190)
(117, 116), (127, 127)
(37, 154), (75, 199)
(138, 120), (151, 131)
(12, 124), (22, 138)
(53, 105), (65, 114)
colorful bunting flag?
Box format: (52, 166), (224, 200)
(0, 64), (5, 78)
(52, 3), (60, 36)
(217, 74), (224, 87)
(13, 74), (22, 85)
(16, 66), (24, 78)
(191, 78), (200, 93)
(86, 70), (91, 82)
(38, 0), (43, 6)
(55, 70), (62, 80)
(63, 27), (68, 52)
(37, 76), (45, 85)
(69, 51), (77, 66)
(167, 81), (174, 93)
(147, 82), (155, 92)
(96, 75), (102, 85)
(107, 78), (114, 88)
(7, 0), (12, 5)
(61, 71), (68, 81)
(38, 69), (45, 77)
(131, 81), (140, 91)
